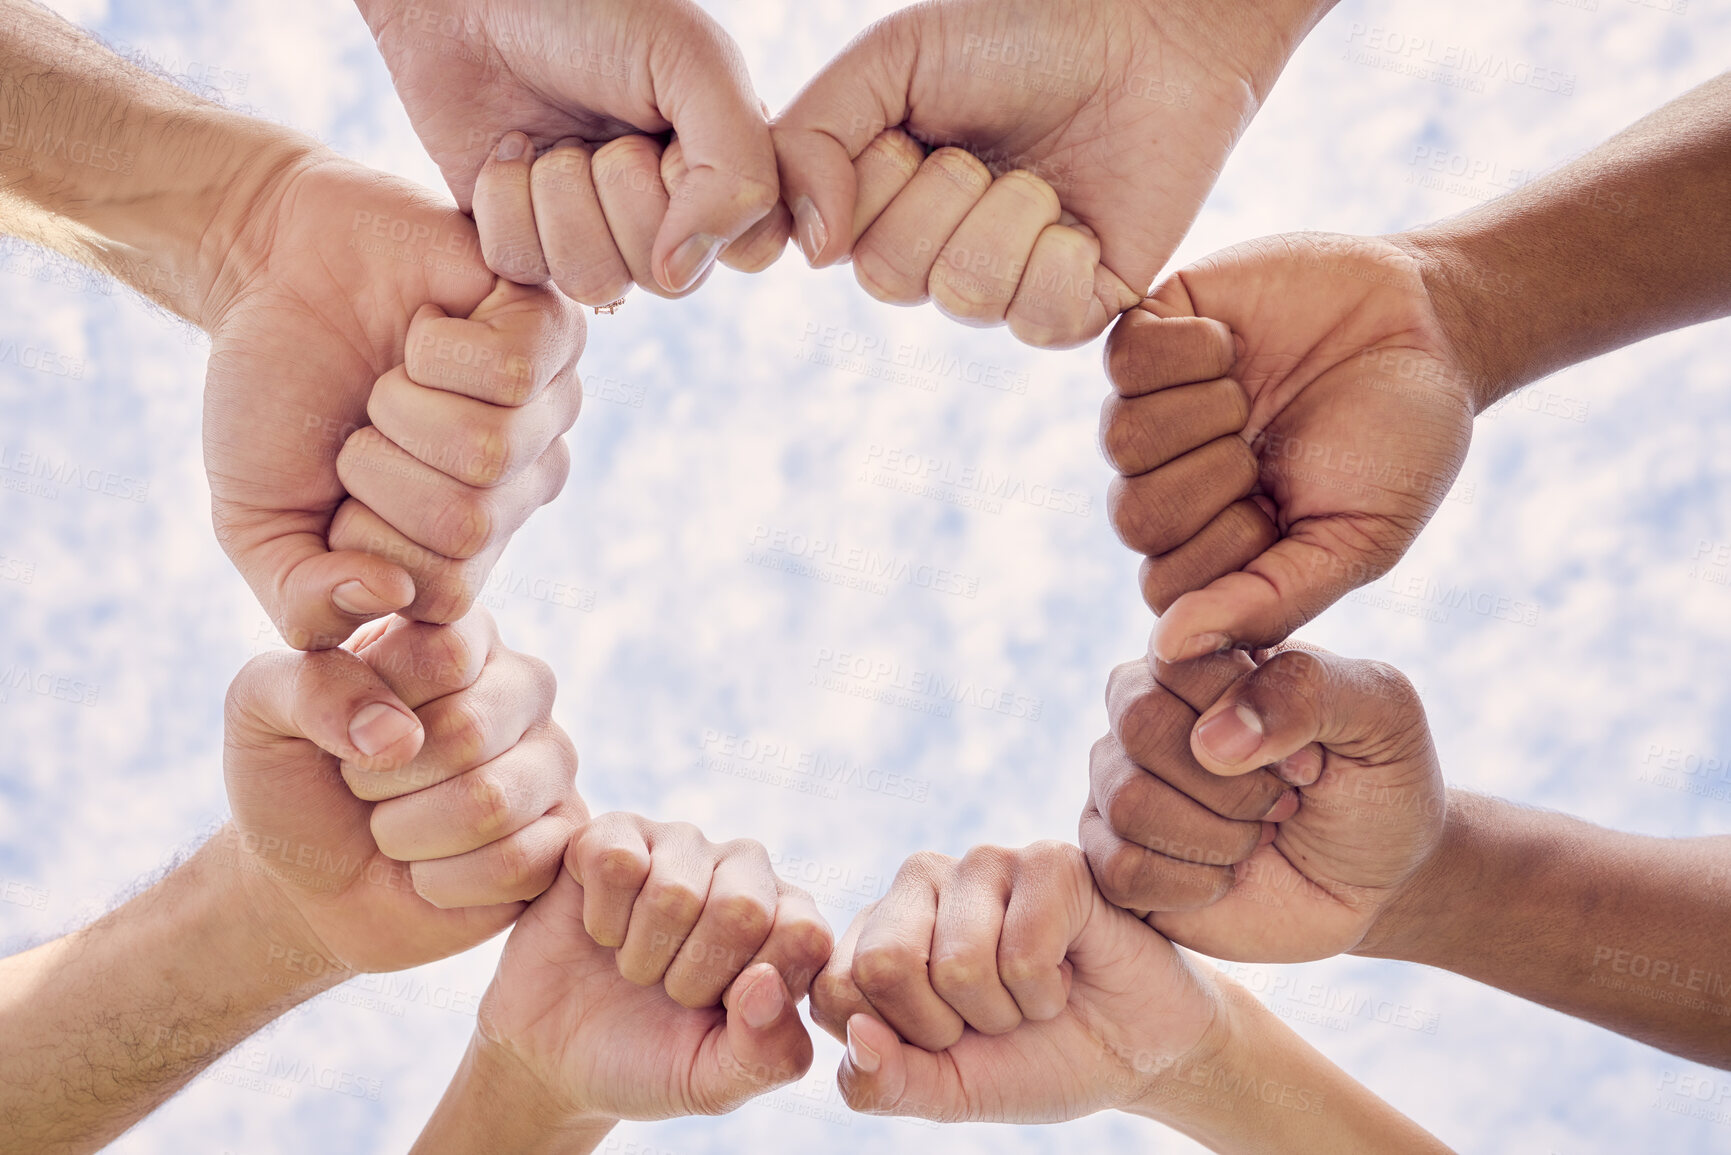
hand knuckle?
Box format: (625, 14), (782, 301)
(852, 941), (919, 995)
(646, 879), (705, 924)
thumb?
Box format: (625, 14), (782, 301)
(772, 14), (919, 267)
(230, 522), (416, 653)
(1150, 523), (1383, 663)
(836, 1012), (971, 1122)
(647, 10), (780, 294)
(1188, 646), (1422, 777)
(696, 963), (814, 1113)
(224, 646), (426, 777)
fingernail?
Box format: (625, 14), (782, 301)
(1195, 703), (1265, 765)
(665, 233), (724, 294)
(349, 701), (418, 757)
(740, 970), (784, 1030)
(1273, 747), (1323, 787)
(1264, 787), (1301, 824)
(846, 1019), (880, 1074)
(1173, 632), (1231, 662)
(331, 579), (395, 616)
(495, 132), (526, 162)
(793, 196), (828, 265)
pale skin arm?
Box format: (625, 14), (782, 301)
(1355, 790), (1731, 1069)
(0, 0), (302, 324)
(411, 817), (832, 1154)
(0, 831), (343, 1155)
(1135, 971), (1453, 1153)
(413, 1039), (616, 1155)
(818, 842), (1449, 1152)
(1400, 70), (1731, 411)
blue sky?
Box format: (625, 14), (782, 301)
(1, 0), (1728, 1151)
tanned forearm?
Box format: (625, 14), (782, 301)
(0, 829), (345, 1155)
(1396, 71), (1731, 411)
(1356, 790), (1731, 1068)
(1137, 967), (1455, 1154)
(0, 0), (310, 324)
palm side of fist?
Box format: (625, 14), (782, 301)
(223, 608), (581, 975)
(811, 841), (1221, 1124)
(1082, 640), (1446, 962)
(206, 151), (584, 648)
(1099, 233), (1478, 661)
(464, 815), (834, 1124)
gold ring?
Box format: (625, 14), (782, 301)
(594, 298), (626, 315)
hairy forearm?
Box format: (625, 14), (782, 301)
(1358, 791), (1731, 1068)
(1136, 970), (1453, 1153)
(0, 0), (309, 323)
(0, 832), (343, 1155)
(411, 1034), (616, 1155)
(1398, 71), (1731, 410)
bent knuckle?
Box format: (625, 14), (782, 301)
(645, 879), (706, 925)
(852, 940), (921, 996)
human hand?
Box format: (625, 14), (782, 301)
(1100, 233), (1477, 663)
(358, 0), (786, 303)
(772, 0), (1333, 347)
(223, 609), (583, 975)
(411, 820), (831, 1150)
(810, 841), (1221, 1123)
(205, 153), (584, 647)
(1081, 641), (1445, 961)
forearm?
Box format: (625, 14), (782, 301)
(0, 831), (343, 1155)
(1135, 973), (1453, 1154)
(0, 0), (310, 323)
(411, 1034), (616, 1155)
(1397, 71), (1731, 410)
(1357, 790), (1731, 1067)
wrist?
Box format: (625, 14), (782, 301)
(1125, 962), (1250, 1127)
(1349, 788), (1480, 965)
(1160, 0), (1340, 105)
(1388, 228), (1523, 413)
(414, 1031), (617, 1155)
(215, 823), (358, 998)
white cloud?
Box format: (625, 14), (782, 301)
(2, 0), (1729, 1151)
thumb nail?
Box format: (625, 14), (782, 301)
(664, 233), (724, 294)
(793, 197), (828, 265)
(1170, 631), (1230, 663)
(349, 701), (418, 757)
(740, 969), (785, 1030)
(846, 1018), (880, 1074)
(1195, 703), (1265, 765)
(332, 579), (397, 617)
